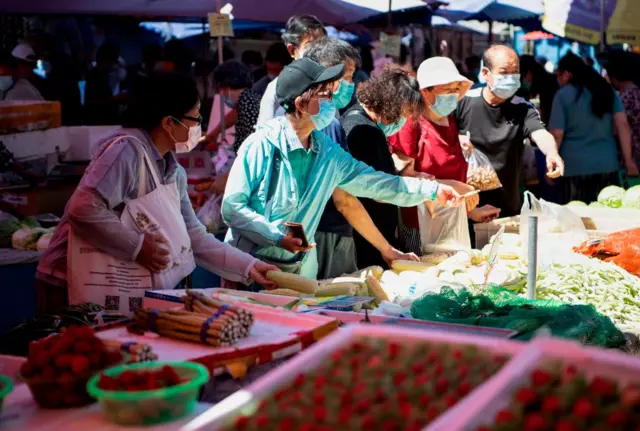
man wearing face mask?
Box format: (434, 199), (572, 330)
(456, 45), (565, 217)
(36, 72), (278, 315)
(3, 43), (44, 101)
(257, 15), (327, 125)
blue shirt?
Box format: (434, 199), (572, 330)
(222, 117), (439, 278)
(549, 84), (624, 177)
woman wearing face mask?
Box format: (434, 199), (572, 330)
(222, 59), (462, 280)
(548, 52), (638, 204)
(389, 57), (501, 254)
(339, 65), (461, 269)
(36, 73), (278, 315)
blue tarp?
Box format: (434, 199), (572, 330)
(437, 0), (543, 24)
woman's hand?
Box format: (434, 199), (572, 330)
(437, 179), (479, 211)
(626, 159), (639, 177)
(249, 260), (280, 289)
(279, 234), (316, 254)
(381, 246), (419, 266)
(434, 183), (463, 207)
(136, 232), (170, 273)
(469, 205), (501, 223)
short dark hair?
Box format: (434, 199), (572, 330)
(465, 55), (481, 71)
(241, 50), (263, 67)
(213, 60), (252, 90)
(482, 44), (517, 71)
(304, 36), (361, 68)
(123, 72), (199, 132)
(606, 55), (634, 83)
(265, 43), (291, 66)
(356, 65), (423, 124)
(282, 15), (326, 47)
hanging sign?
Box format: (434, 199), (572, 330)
(208, 13), (234, 37)
(379, 32), (402, 58)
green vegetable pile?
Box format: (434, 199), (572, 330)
(567, 185), (640, 210)
(506, 261), (640, 334)
(0, 215), (40, 248)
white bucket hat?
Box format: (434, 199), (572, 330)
(11, 43), (38, 63)
(417, 56), (472, 89)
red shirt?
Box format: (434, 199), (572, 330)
(389, 115), (468, 229)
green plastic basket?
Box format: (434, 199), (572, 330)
(619, 170), (640, 188)
(87, 361), (209, 426)
(0, 375), (14, 413)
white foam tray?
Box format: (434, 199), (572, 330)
(182, 324), (525, 431)
(430, 337), (640, 430)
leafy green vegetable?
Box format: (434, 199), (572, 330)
(0, 216), (21, 248)
(589, 201), (606, 208)
(597, 185), (625, 208)
(622, 185), (640, 210)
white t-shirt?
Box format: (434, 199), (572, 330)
(4, 78), (44, 101)
(257, 77), (280, 125)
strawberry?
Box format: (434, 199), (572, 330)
(606, 409), (629, 427)
(399, 402), (413, 417)
(392, 371), (407, 385)
(435, 377), (449, 393)
(312, 406), (327, 423)
(31, 350), (51, 368)
(531, 369), (554, 387)
(452, 348), (464, 361)
(433, 363), (444, 375)
(589, 376), (617, 399)
(388, 342), (401, 359)
(312, 392), (325, 404)
(457, 364), (470, 379)
(572, 397), (596, 419)
(278, 418), (295, 431)
(427, 351), (439, 363)
(426, 405), (441, 422)
(19, 361), (34, 378)
(443, 394), (457, 408)
(524, 414), (549, 431)
(366, 355), (382, 369)
(621, 385), (640, 407)
(382, 419), (400, 431)
(297, 424), (314, 431)
(411, 362), (426, 374)
(555, 418), (579, 431)
(98, 374), (120, 391)
(414, 373), (429, 388)
(233, 416), (250, 430)
(419, 394), (431, 406)
(360, 415), (375, 428)
(337, 408), (353, 423)
(255, 415), (269, 427)
(54, 354), (73, 370)
(41, 365), (56, 381)
(457, 382), (473, 397)
(515, 387), (538, 407)
(541, 395), (562, 414)
(70, 356), (90, 376)
(73, 341), (92, 355)
(495, 409), (517, 425)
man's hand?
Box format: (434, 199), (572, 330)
(626, 159), (639, 177)
(546, 153), (564, 179)
(468, 205), (501, 223)
(210, 173), (229, 195)
(249, 260), (280, 289)
(279, 234), (316, 254)
(434, 184), (463, 207)
(136, 232), (170, 273)
(381, 246), (419, 266)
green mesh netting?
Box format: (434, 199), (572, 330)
(410, 285), (626, 348)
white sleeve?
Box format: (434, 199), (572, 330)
(257, 79), (278, 125)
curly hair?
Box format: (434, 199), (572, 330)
(356, 64), (423, 124)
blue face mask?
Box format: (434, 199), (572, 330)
(488, 72), (521, 99)
(332, 79), (355, 109)
(378, 116), (407, 137)
(431, 93), (459, 117)
(223, 96), (235, 109)
(310, 99), (337, 130)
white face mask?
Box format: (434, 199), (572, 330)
(0, 76), (13, 92)
(171, 118), (202, 153)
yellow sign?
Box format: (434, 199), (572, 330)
(607, 0), (640, 44)
(208, 13), (234, 37)
(542, 15), (601, 45)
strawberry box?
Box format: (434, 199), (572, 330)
(429, 338), (640, 431)
(185, 324), (524, 430)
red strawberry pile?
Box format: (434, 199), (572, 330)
(19, 325), (122, 408)
(98, 366), (184, 392)
(479, 364), (640, 431)
(227, 339), (509, 431)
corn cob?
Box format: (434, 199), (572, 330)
(343, 266), (384, 280)
(366, 275), (389, 304)
(266, 271), (318, 294)
(391, 260), (435, 273)
(260, 288), (303, 297)
(318, 276), (364, 285)
(315, 283), (358, 297)
(420, 252), (454, 265)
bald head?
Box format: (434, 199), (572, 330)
(483, 45), (519, 74)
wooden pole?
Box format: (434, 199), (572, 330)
(216, 0), (226, 142)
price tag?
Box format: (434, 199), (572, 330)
(483, 225), (505, 289)
(379, 32), (402, 58)
(208, 13), (234, 37)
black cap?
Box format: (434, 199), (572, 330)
(276, 58), (344, 111)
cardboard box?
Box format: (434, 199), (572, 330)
(0, 100), (61, 134)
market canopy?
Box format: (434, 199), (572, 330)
(1, 0), (425, 25)
(543, 0), (640, 45)
(436, 0), (544, 23)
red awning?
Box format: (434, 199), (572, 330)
(519, 31), (555, 41)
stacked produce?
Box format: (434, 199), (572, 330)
(225, 338), (509, 430)
(566, 185), (640, 209)
(97, 365), (184, 392)
(135, 293), (254, 346)
(18, 325), (122, 408)
(478, 363), (640, 430)
(0, 214), (55, 250)
(102, 340), (159, 363)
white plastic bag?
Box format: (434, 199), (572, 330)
(197, 194), (224, 234)
(418, 203), (471, 254)
(465, 147), (502, 191)
(212, 144), (236, 175)
(520, 191), (588, 266)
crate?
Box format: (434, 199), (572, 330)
(189, 325), (524, 430)
(430, 338), (640, 430)
(0, 101), (61, 134)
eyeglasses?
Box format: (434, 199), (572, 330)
(182, 115), (203, 125)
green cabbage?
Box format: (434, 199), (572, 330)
(566, 201), (587, 207)
(597, 185), (625, 208)
(622, 185), (640, 209)
(589, 202), (606, 208)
